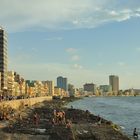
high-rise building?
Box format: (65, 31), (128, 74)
(57, 76), (68, 91)
(109, 75), (119, 93)
(0, 27), (8, 90)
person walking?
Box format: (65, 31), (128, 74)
(133, 128), (138, 138)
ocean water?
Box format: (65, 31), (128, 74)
(67, 96), (140, 139)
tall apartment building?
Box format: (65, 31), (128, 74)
(57, 76), (68, 91)
(0, 27), (8, 90)
(109, 75), (119, 93)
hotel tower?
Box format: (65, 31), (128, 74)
(109, 75), (119, 93)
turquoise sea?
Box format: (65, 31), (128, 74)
(67, 96), (140, 139)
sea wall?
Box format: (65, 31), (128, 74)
(0, 96), (52, 110)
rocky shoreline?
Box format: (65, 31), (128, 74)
(0, 97), (131, 140)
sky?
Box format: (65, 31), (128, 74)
(0, 0), (140, 89)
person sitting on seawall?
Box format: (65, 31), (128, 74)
(133, 128), (138, 138)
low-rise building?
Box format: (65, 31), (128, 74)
(99, 85), (112, 96)
(68, 84), (75, 97)
(7, 71), (26, 97)
(83, 83), (96, 94)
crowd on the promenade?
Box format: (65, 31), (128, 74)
(0, 94), (39, 102)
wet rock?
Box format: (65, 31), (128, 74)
(0, 97), (131, 140)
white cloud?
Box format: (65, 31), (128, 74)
(0, 0), (140, 32)
(66, 48), (80, 61)
(66, 48), (77, 54)
(71, 55), (80, 61)
(73, 64), (83, 69)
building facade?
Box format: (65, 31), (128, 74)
(68, 84), (75, 97)
(45, 81), (54, 96)
(0, 72), (1, 91)
(109, 75), (119, 93)
(54, 87), (67, 97)
(83, 83), (96, 94)
(99, 85), (112, 96)
(0, 27), (8, 90)
(57, 76), (68, 91)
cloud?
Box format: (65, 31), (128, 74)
(66, 48), (80, 61)
(118, 62), (126, 67)
(71, 55), (80, 61)
(0, 0), (140, 32)
(66, 48), (77, 54)
(73, 64), (83, 69)
(45, 37), (63, 41)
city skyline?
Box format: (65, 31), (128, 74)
(0, 1), (140, 89)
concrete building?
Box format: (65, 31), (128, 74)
(45, 81), (54, 96)
(109, 75), (119, 93)
(7, 71), (15, 95)
(68, 84), (75, 97)
(99, 85), (112, 96)
(83, 83), (96, 94)
(54, 87), (62, 96)
(54, 87), (65, 96)
(57, 76), (68, 91)
(0, 72), (1, 90)
(7, 71), (26, 97)
(0, 27), (8, 90)
(130, 89), (140, 96)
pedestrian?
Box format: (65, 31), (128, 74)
(133, 128), (138, 138)
(33, 112), (40, 128)
(66, 119), (72, 129)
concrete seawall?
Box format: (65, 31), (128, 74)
(0, 96), (52, 110)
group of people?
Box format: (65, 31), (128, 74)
(52, 110), (66, 125)
(52, 109), (72, 129)
(32, 110), (72, 129)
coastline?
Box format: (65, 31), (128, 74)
(0, 97), (131, 140)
